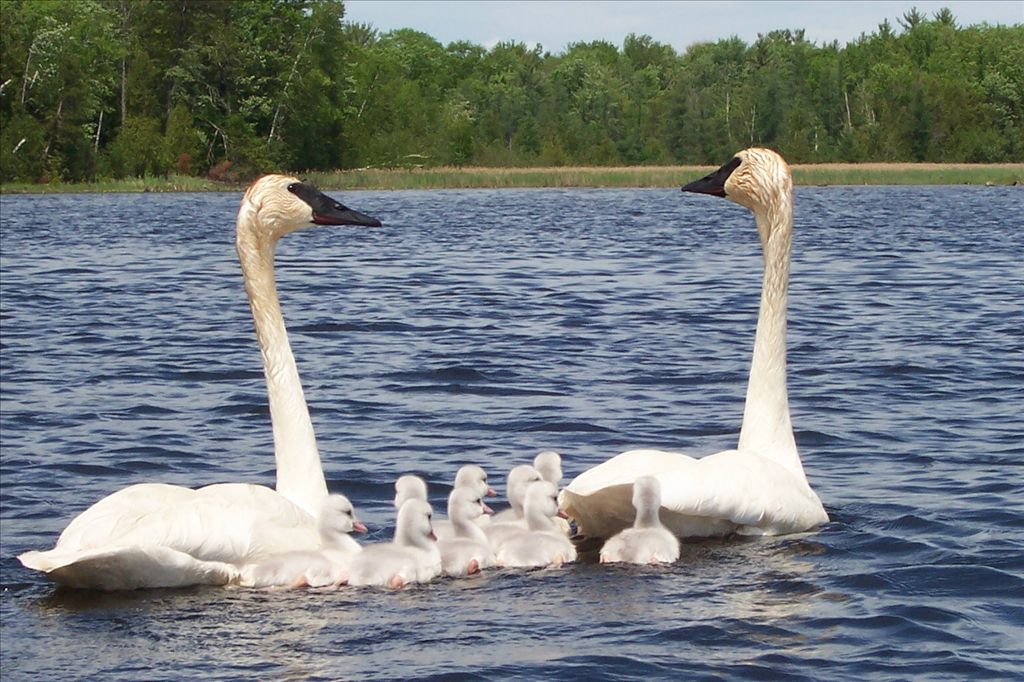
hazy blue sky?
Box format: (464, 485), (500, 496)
(344, 1), (1023, 53)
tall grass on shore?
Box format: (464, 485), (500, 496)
(2, 164), (1021, 194)
(309, 163), (1024, 190)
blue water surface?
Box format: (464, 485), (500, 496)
(1, 185), (1022, 680)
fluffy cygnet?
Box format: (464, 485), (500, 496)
(490, 464), (543, 525)
(237, 494), (366, 589)
(533, 451), (563, 486)
(437, 487), (496, 576)
(394, 474), (428, 509)
(494, 481), (577, 569)
(434, 464), (496, 540)
(347, 499), (441, 588)
(599, 476), (680, 565)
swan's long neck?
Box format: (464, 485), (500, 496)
(237, 223), (327, 516)
(634, 498), (662, 529)
(737, 193), (807, 480)
(525, 504), (557, 533)
(453, 509), (488, 543)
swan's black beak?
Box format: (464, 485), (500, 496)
(288, 181), (383, 227)
(681, 156), (741, 198)
(313, 202), (382, 228)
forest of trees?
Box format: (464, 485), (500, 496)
(1, 0), (1021, 183)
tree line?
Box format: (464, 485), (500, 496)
(1, 0), (1021, 183)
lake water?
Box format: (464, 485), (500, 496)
(1, 185), (1021, 680)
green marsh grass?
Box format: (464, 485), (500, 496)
(2, 164), (1021, 193)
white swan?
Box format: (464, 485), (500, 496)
(599, 477), (679, 564)
(347, 499), (442, 588)
(433, 464), (496, 540)
(437, 487), (496, 576)
(18, 175), (382, 590)
(561, 148), (829, 539)
(394, 474), (428, 509)
(494, 481), (577, 569)
(236, 494), (367, 589)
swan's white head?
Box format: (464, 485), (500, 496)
(394, 474), (428, 509)
(447, 486), (493, 523)
(506, 464), (544, 510)
(318, 493), (368, 540)
(396, 499), (437, 546)
(238, 174), (381, 243)
(533, 451), (563, 486)
(682, 148), (792, 215)
(522, 480), (563, 522)
(631, 476), (662, 516)
(454, 464), (496, 498)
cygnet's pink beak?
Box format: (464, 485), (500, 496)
(482, 502), (494, 515)
(487, 487), (497, 497)
(428, 530), (438, 542)
(353, 520), (368, 534)
(556, 509), (569, 519)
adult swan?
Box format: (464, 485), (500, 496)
(18, 175), (382, 590)
(561, 148), (828, 539)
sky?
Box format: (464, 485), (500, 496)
(344, 1), (1024, 53)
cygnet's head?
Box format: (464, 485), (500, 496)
(631, 476), (662, 514)
(454, 464), (496, 498)
(533, 451), (563, 486)
(238, 174), (381, 243)
(447, 486), (494, 522)
(318, 494), (368, 540)
(522, 480), (562, 520)
(506, 465), (544, 509)
(681, 148), (791, 217)
(396, 499), (437, 545)
(394, 474), (428, 509)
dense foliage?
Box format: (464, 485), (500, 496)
(1, 0), (1020, 182)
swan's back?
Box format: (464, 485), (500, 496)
(48, 483), (320, 563)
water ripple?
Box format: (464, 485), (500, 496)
(2, 186), (1022, 680)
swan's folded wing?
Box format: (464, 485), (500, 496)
(55, 483), (198, 550)
(656, 449), (828, 534)
(564, 449), (697, 495)
(19, 545), (239, 591)
(50, 483), (322, 566)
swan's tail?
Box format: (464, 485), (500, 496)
(18, 546), (239, 591)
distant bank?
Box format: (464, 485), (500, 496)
(2, 164), (1021, 194)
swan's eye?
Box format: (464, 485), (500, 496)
(287, 183), (299, 193)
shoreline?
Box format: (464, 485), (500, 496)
(2, 163), (1021, 194)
